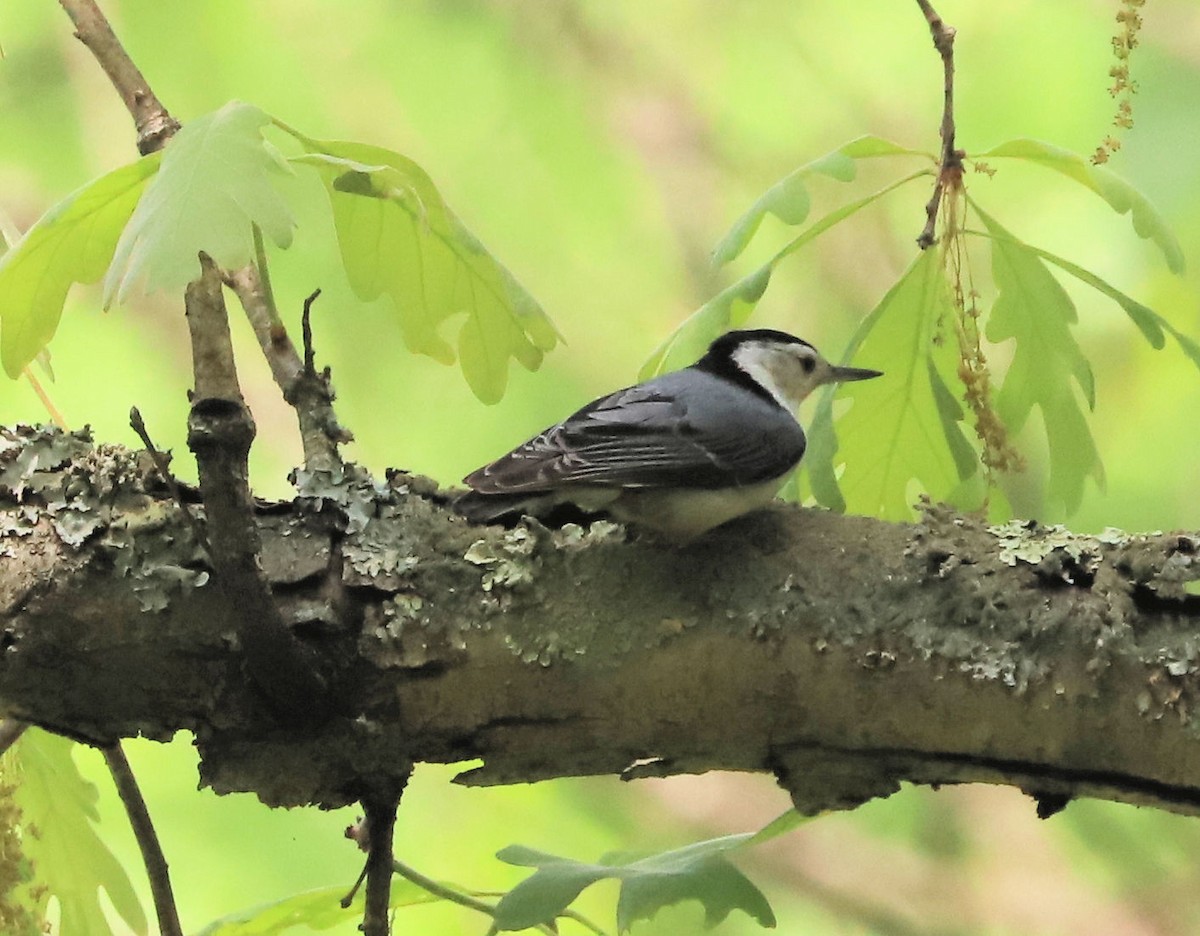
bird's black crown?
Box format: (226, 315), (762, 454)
(693, 329), (815, 404)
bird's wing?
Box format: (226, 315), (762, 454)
(464, 378), (805, 494)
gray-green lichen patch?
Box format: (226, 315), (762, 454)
(464, 526), (538, 593)
(361, 591), (474, 669)
(102, 501), (209, 613)
(0, 424), (95, 499)
(292, 463), (378, 535)
(502, 627), (587, 667)
(988, 520), (1128, 583)
(1114, 534), (1200, 603)
(294, 464), (441, 591)
(344, 517), (420, 589)
(3, 425), (212, 612)
(550, 520), (625, 550)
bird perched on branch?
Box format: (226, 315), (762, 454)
(457, 329), (881, 540)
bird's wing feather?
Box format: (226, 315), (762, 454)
(465, 376), (805, 493)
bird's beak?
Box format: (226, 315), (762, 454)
(828, 364), (883, 383)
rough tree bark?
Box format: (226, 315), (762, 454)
(3, 423), (1199, 819)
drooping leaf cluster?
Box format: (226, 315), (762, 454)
(0, 101), (559, 404)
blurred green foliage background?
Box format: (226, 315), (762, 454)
(2, 0), (1200, 933)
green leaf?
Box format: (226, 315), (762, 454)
(713, 136), (930, 266)
(642, 170), (930, 379)
(614, 853), (773, 933)
(639, 265), (772, 380)
(974, 204), (1104, 513)
(0, 153), (161, 378)
(196, 880), (437, 935)
(104, 101), (296, 305)
(807, 248), (977, 519)
(979, 138), (1185, 274)
(13, 730), (147, 936)
(290, 142), (559, 404)
(493, 847), (613, 931)
(964, 224), (1200, 373)
(495, 835), (774, 933)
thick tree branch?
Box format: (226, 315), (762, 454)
(3, 427), (1200, 820)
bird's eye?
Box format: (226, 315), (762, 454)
(800, 356), (816, 374)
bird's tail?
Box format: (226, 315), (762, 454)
(455, 489), (611, 529)
(454, 489), (540, 525)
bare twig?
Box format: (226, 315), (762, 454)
(914, 0), (963, 249)
(56, 0), (179, 155)
(185, 256), (326, 719)
(102, 743), (184, 936)
(302, 288), (322, 376)
(224, 261), (350, 471)
(129, 406), (210, 556)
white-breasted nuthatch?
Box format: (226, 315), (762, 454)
(457, 329), (881, 539)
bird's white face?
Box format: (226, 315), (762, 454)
(731, 339), (881, 411)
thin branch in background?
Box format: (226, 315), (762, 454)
(21, 368), (68, 431)
(914, 0), (963, 249)
(102, 743), (184, 936)
(56, 0), (179, 155)
(129, 406), (211, 556)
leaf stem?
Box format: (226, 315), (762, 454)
(252, 223), (282, 331)
(391, 859), (501, 918)
(391, 859), (610, 935)
(22, 368), (68, 430)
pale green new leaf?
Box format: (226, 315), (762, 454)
(807, 248), (976, 519)
(495, 834), (774, 933)
(975, 204), (1104, 513)
(0, 153), (160, 377)
(104, 101), (295, 305)
(13, 731), (147, 935)
(979, 138), (1185, 274)
(197, 880), (437, 935)
(291, 142), (558, 404)
(642, 171), (930, 379)
(713, 136), (930, 266)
